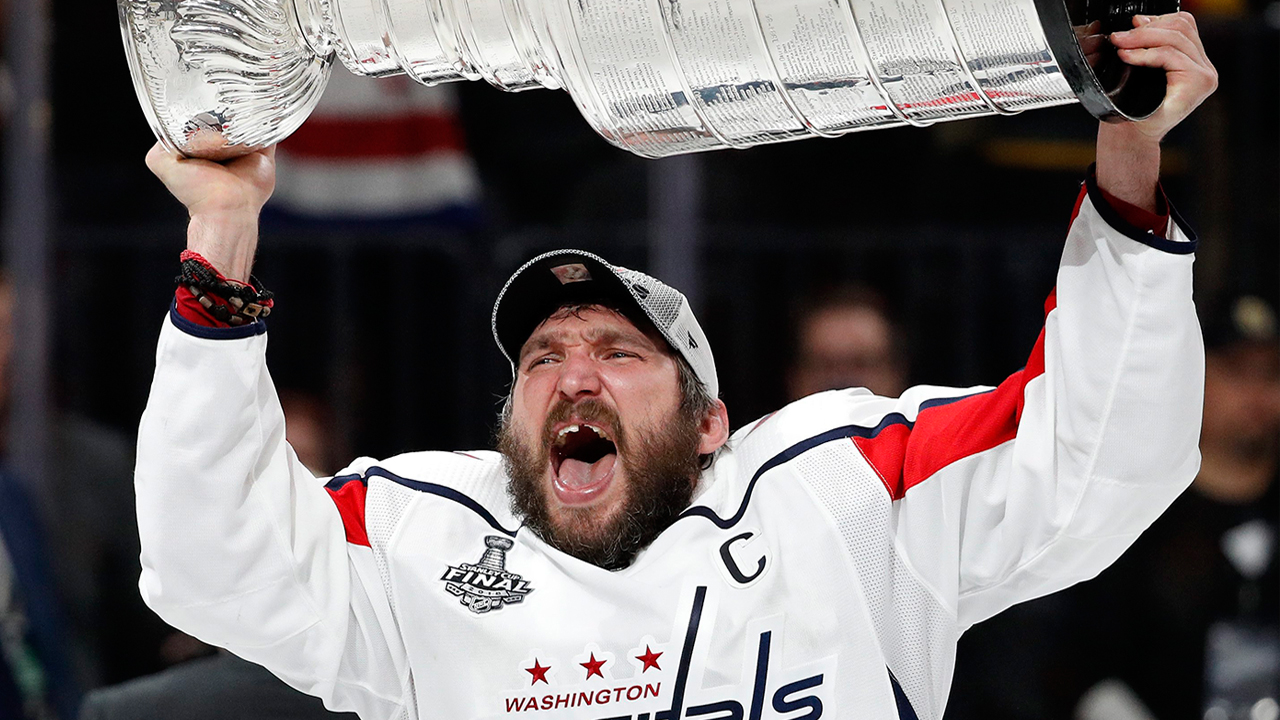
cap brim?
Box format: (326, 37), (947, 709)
(492, 251), (645, 366)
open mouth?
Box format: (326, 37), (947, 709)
(550, 423), (619, 503)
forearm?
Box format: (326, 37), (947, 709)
(1094, 121), (1162, 215)
(187, 210), (259, 283)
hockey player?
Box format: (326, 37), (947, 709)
(136, 12), (1217, 720)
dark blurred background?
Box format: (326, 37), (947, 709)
(0, 0), (1273, 717)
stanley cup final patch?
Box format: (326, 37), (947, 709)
(440, 536), (534, 614)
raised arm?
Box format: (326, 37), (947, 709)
(136, 145), (411, 718)
(849, 12), (1215, 629)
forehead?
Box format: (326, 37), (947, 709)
(519, 305), (664, 358)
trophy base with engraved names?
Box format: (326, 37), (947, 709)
(118, 0), (1176, 160)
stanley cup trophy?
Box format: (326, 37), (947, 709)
(119, 0), (1176, 160)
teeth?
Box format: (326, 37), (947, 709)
(553, 423), (612, 444)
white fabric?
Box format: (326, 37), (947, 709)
(135, 194), (1202, 720)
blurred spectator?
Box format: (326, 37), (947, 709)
(787, 285), (908, 400)
(0, 272), (173, 690)
(947, 294), (1280, 720)
(0, 473), (77, 720)
(78, 391), (354, 720)
(270, 67), (481, 224)
(0, 276), (79, 720)
(279, 389), (343, 478)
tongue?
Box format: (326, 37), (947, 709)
(558, 453), (617, 488)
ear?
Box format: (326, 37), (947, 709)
(697, 399), (731, 455)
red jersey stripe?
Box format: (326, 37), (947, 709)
(325, 479), (371, 547)
(281, 112), (467, 160)
(855, 289), (1056, 500)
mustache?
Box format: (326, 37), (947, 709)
(539, 398), (626, 453)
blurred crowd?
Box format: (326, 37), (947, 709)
(0, 0), (1276, 717)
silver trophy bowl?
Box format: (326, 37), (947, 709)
(119, 0), (1176, 159)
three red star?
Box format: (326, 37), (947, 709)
(636, 646), (663, 672)
(525, 659), (550, 685)
(580, 653), (606, 679)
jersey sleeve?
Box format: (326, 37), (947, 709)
(852, 176), (1202, 630)
(134, 308), (412, 720)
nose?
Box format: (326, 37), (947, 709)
(555, 350), (602, 400)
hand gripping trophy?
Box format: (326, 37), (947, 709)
(119, 0), (1176, 160)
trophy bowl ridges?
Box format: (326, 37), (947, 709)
(119, 0), (334, 161)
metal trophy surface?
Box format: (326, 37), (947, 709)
(118, 0), (1177, 160)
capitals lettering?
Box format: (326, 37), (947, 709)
(659, 587), (823, 720)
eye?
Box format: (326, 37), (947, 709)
(525, 354), (559, 370)
(606, 350), (638, 360)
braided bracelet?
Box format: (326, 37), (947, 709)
(176, 250), (274, 326)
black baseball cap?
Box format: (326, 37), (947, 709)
(491, 249), (718, 399)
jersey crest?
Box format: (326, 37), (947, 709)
(441, 536), (534, 613)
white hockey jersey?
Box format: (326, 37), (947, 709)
(135, 180), (1204, 720)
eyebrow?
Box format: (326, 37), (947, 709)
(518, 326), (659, 364)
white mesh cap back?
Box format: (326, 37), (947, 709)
(491, 249), (719, 400)
(611, 265), (718, 400)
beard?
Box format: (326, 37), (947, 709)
(497, 397), (703, 570)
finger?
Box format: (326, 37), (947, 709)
(1173, 11), (1207, 58)
(145, 142), (173, 177)
(1115, 44), (1200, 74)
(1132, 11), (1207, 59)
(1111, 25), (1204, 65)
(225, 151), (265, 171)
(1151, 11), (1206, 58)
(1078, 33), (1106, 56)
(1116, 44), (1218, 102)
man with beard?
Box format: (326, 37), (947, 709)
(134, 13), (1214, 720)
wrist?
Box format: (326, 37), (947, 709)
(186, 210), (259, 283)
(174, 251), (274, 330)
(1095, 122), (1162, 214)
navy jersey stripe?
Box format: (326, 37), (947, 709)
(328, 466), (519, 537)
(679, 391), (986, 529)
(888, 669), (920, 720)
(168, 300), (268, 339)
